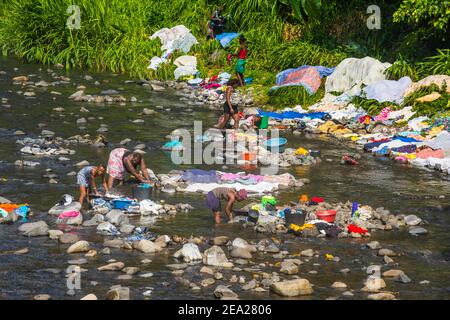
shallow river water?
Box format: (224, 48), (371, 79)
(0, 56), (449, 300)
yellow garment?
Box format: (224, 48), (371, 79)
(416, 92), (441, 103)
(289, 223), (314, 232)
(426, 125), (444, 139)
(325, 254), (334, 261)
(295, 147), (309, 156)
(318, 121), (337, 134)
(351, 136), (359, 141)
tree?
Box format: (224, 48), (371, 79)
(393, 0), (450, 33)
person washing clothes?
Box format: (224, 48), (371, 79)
(77, 164), (108, 207)
(106, 148), (152, 189)
(218, 79), (241, 130)
(205, 187), (248, 224)
(228, 35), (248, 87)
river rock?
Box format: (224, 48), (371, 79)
(98, 262), (125, 271)
(300, 249), (314, 257)
(230, 248), (253, 259)
(80, 294), (97, 300)
(122, 267), (140, 275)
(203, 246), (232, 268)
(104, 239), (132, 249)
(331, 281), (347, 289)
(367, 292), (395, 300)
(212, 236), (229, 246)
(404, 215), (422, 226)
(150, 84), (165, 91)
(106, 210), (129, 226)
(106, 285), (129, 300)
(173, 243), (202, 262)
(382, 269), (404, 277)
(48, 230), (63, 240)
(280, 261), (299, 275)
(69, 90), (85, 100)
(231, 238), (257, 252)
(214, 285), (239, 300)
(366, 241), (381, 250)
(378, 248), (396, 257)
(133, 240), (162, 254)
(271, 279), (313, 296)
(0, 196), (12, 203)
(59, 233), (80, 244)
(67, 241), (91, 254)
(18, 221), (49, 237)
(364, 277), (386, 292)
(119, 224), (135, 234)
(409, 226), (428, 236)
(33, 294), (51, 300)
(48, 201), (81, 216)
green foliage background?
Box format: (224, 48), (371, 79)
(0, 0), (448, 110)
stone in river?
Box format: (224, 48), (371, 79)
(18, 221), (49, 237)
(270, 279), (313, 297)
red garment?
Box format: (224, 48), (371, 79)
(310, 197), (324, 203)
(238, 48), (247, 59)
(210, 75), (219, 83)
(347, 224), (368, 234)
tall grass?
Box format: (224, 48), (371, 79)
(0, 0), (345, 82)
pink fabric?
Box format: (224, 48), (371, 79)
(219, 173), (264, 183)
(416, 148), (444, 159)
(374, 107), (391, 122)
(278, 67), (321, 94)
(107, 148), (128, 180)
(58, 211), (80, 219)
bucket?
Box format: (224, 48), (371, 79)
(113, 199), (133, 210)
(247, 210), (259, 223)
(132, 184), (152, 201)
(262, 138), (287, 153)
(316, 210), (337, 223)
(242, 151), (256, 161)
(285, 209), (306, 226)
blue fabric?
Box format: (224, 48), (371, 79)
(375, 146), (389, 156)
(215, 32), (239, 47)
(258, 109), (328, 120)
(393, 136), (421, 143)
(363, 139), (392, 151)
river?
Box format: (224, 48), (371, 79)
(0, 56), (449, 300)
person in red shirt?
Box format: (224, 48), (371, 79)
(231, 36), (248, 86)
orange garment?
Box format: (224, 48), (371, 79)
(0, 204), (27, 213)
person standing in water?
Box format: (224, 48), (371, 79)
(106, 148), (152, 189)
(205, 187), (248, 224)
(218, 79), (241, 130)
(77, 164), (108, 207)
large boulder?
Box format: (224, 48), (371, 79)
(203, 246), (232, 268)
(230, 238), (256, 252)
(18, 221), (49, 237)
(48, 202), (81, 216)
(133, 240), (162, 254)
(214, 285), (239, 300)
(270, 279), (313, 296)
(105, 210), (129, 226)
(173, 243), (202, 262)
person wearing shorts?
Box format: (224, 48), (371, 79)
(218, 80), (241, 130)
(205, 187), (248, 224)
(77, 164), (107, 207)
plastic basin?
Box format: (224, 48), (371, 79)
(262, 138), (287, 153)
(113, 199), (133, 210)
(316, 210), (337, 223)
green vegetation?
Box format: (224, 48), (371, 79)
(0, 0), (448, 110)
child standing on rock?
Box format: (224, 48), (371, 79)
(77, 164), (108, 207)
(230, 35), (248, 87)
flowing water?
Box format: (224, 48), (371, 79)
(0, 56), (449, 300)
